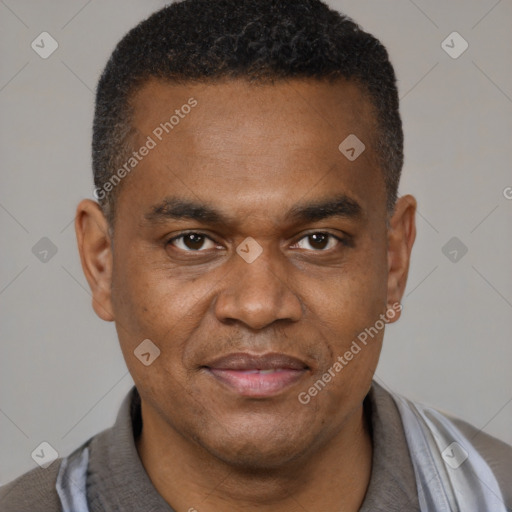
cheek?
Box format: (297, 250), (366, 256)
(111, 248), (202, 334)
(109, 253), (191, 375)
(302, 234), (387, 397)
(310, 242), (388, 340)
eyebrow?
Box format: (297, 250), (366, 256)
(145, 198), (228, 224)
(144, 194), (363, 226)
(284, 194), (362, 223)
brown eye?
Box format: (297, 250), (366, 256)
(169, 233), (216, 251)
(294, 232), (340, 251)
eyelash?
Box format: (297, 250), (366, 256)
(166, 231), (352, 253)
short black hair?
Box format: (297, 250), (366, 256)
(93, 0), (403, 225)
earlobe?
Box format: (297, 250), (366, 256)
(75, 199), (115, 322)
(386, 195), (417, 321)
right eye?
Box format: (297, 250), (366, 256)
(167, 232), (218, 252)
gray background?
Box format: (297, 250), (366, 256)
(1, 0), (511, 485)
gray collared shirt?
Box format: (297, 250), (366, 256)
(84, 381), (421, 511)
(2, 381), (511, 511)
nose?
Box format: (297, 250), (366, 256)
(214, 247), (302, 330)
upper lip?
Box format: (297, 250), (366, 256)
(204, 352), (309, 371)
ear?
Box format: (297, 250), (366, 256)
(75, 199), (115, 322)
(386, 194), (417, 323)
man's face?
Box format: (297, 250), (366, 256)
(87, 78), (408, 468)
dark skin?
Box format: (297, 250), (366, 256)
(76, 78), (416, 511)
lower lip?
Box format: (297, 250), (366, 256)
(207, 368), (307, 397)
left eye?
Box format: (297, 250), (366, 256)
(169, 233), (217, 251)
(293, 233), (341, 251)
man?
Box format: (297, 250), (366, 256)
(1, 0), (511, 510)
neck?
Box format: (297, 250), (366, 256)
(136, 402), (373, 512)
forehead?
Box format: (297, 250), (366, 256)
(117, 77), (385, 224)
(130, 77), (377, 145)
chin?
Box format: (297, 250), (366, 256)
(211, 442), (305, 473)
(196, 421), (312, 472)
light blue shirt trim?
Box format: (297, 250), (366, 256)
(393, 394), (508, 512)
(56, 446), (90, 512)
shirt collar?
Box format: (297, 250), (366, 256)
(86, 381), (419, 511)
